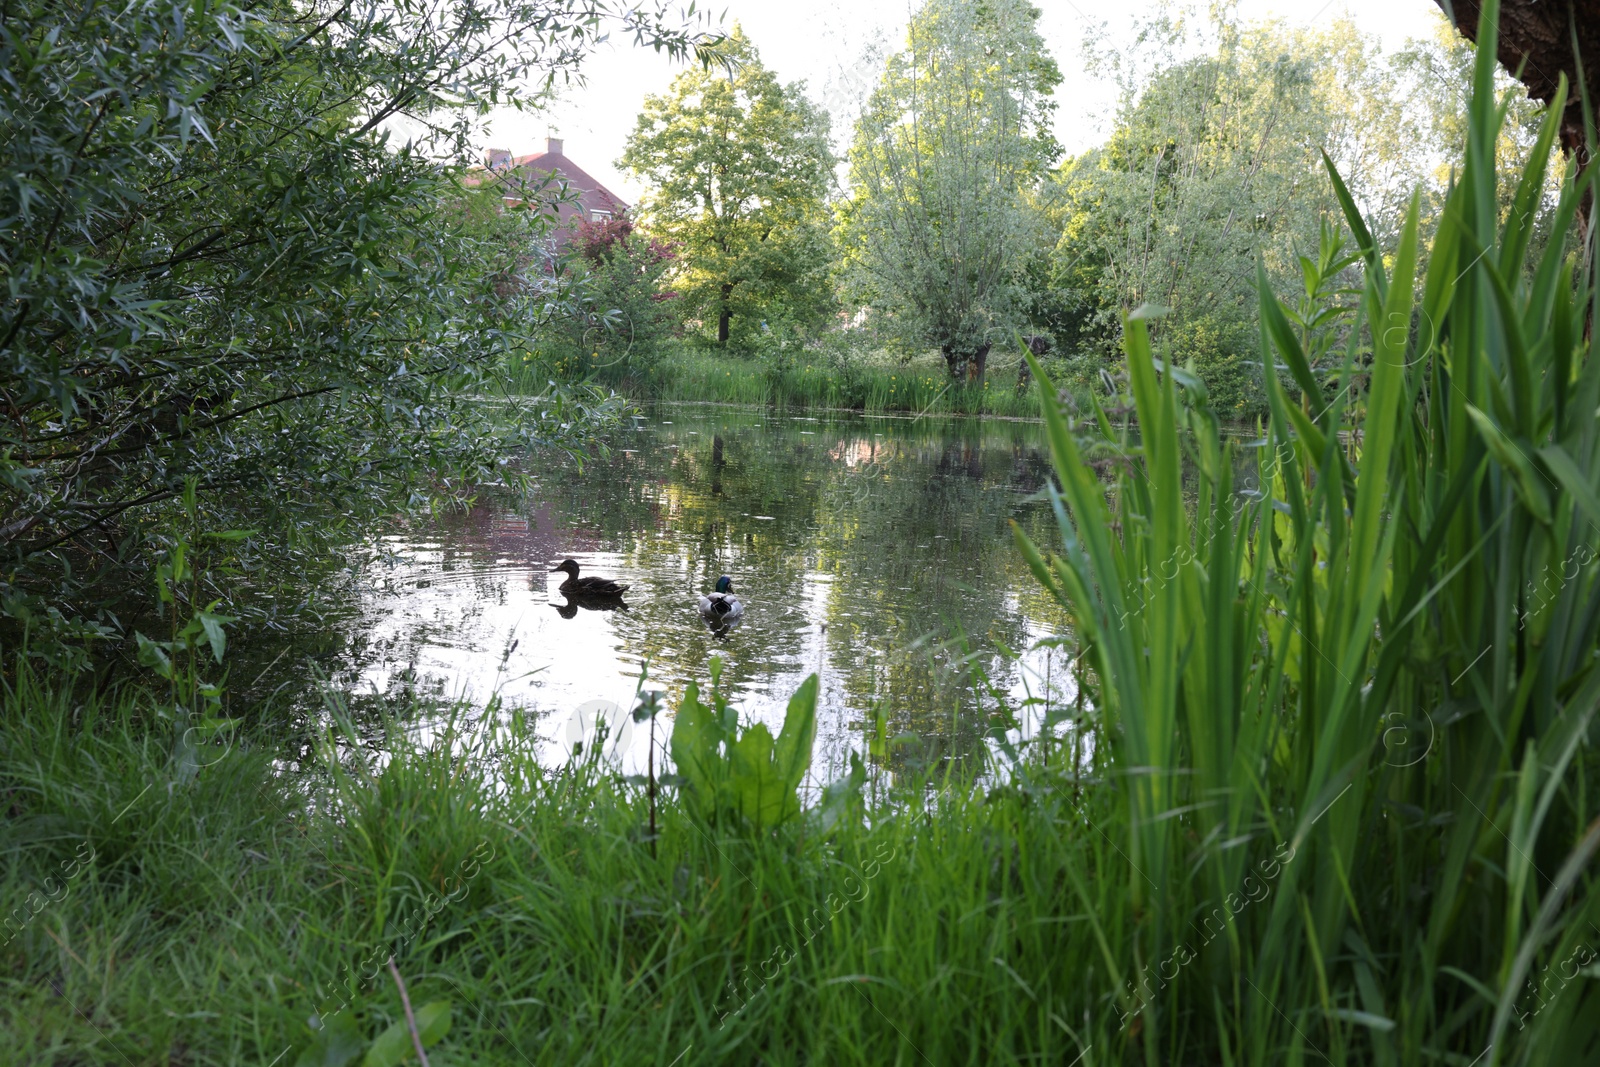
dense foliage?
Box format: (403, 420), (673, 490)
(622, 26), (837, 351)
(1017, 5), (1600, 1055)
(534, 212), (679, 380)
(1037, 14), (1560, 415)
(0, 0), (708, 646)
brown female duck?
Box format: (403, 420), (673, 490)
(550, 559), (629, 598)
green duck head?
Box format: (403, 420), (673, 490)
(714, 575), (734, 594)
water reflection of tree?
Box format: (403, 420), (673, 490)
(530, 409), (1067, 776)
(815, 429), (1062, 775)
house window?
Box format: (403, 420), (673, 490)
(590, 209), (612, 222)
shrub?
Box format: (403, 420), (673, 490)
(1160, 311), (1264, 418)
(542, 214), (678, 379)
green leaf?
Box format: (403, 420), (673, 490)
(1465, 405), (1552, 525)
(294, 1013), (363, 1067)
(668, 681), (722, 819)
(773, 673), (819, 794)
(198, 612), (228, 663)
(1321, 149), (1382, 294)
(1537, 444), (1600, 528)
(363, 1002), (451, 1067)
(728, 724), (793, 829)
(413, 1002), (451, 1045)
(1498, 76), (1564, 279)
(135, 633), (174, 680)
(1347, 192), (1420, 585)
(669, 670), (817, 830)
(1257, 263), (1323, 410)
(818, 750), (866, 835)
(1150, 358), (1205, 393)
(1324, 1008), (1396, 1033)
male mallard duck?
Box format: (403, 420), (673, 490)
(697, 575), (744, 622)
(551, 559), (629, 597)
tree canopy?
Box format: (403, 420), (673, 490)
(1034, 11), (1562, 415)
(839, 0), (1061, 382)
(622, 26), (836, 349)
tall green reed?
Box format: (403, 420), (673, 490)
(1016, 2), (1600, 1060)
(545, 346), (1059, 418)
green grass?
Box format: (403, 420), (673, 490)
(508, 345), (1071, 419)
(0, 664), (1110, 1066)
(656, 351), (1054, 418)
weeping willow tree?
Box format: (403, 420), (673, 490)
(839, 0), (1060, 383)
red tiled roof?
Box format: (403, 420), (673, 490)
(473, 141), (628, 216)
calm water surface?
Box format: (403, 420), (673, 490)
(320, 404), (1077, 779)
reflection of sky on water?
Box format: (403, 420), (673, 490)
(335, 405), (1078, 780)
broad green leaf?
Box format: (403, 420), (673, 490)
(135, 633), (174, 680)
(198, 612), (228, 663)
(772, 673), (818, 793)
(294, 1013), (363, 1067)
(727, 724), (791, 828)
(363, 1002), (451, 1067)
(668, 682), (721, 819)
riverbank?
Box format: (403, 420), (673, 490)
(513, 348), (1092, 418)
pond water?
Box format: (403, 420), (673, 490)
(308, 404), (1079, 781)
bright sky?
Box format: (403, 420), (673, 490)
(480, 0), (1452, 205)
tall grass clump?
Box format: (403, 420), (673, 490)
(1015, 4), (1600, 1061)
(0, 658), (1123, 1065)
(641, 349), (1054, 417)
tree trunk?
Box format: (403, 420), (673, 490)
(941, 342), (992, 383)
(1018, 334), (1050, 393)
(1436, 0), (1600, 230)
(717, 283), (733, 345)
(968, 343), (990, 385)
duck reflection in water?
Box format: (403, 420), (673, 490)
(701, 611), (743, 636)
(553, 593), (631, 618)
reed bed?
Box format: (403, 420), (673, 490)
(1013, 5), (1600, 1060)
(509, 346), (1059, 418)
